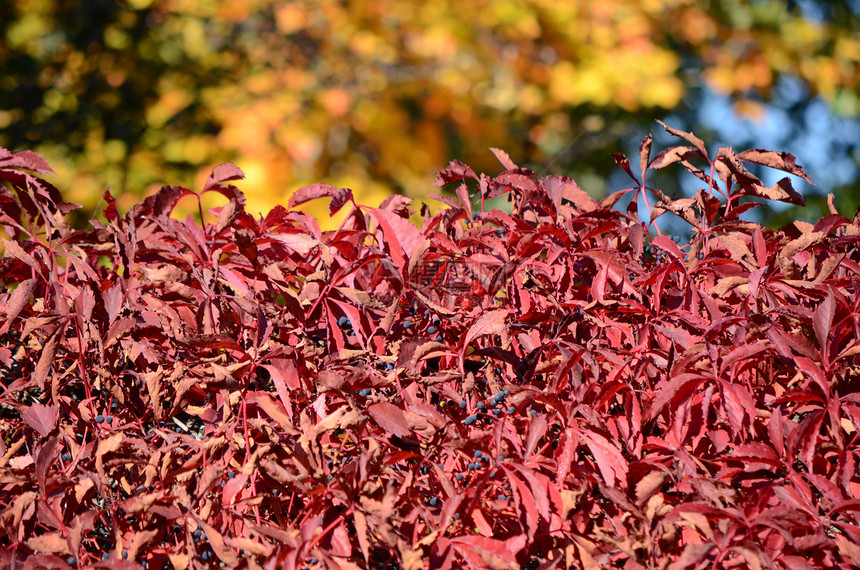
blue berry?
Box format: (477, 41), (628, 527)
(477, 402), (486, 410)
(106, 416), (113, 424)
(358, 389), (370, 396)
(402, 320), (412, 329)
(508, 406), (515, 414)
(459, 400), (467, 409)
(464, 415), (477, 425)
(474, 450), (482, 458)
(530, 410), (537, 416)
(469, 463), (479, 470)
(201, 550), (211, 560)
(435, 335), (443, 342)
(337, 316), (350, 327)
(429, 497), (438, 506)
(102, 553), (110, 561)
(455, 473), (464, 480)
(494, 409), (502, 416)
(433, 317), (441, 325)
(454, 512), (460, 519)
(96, 415), (104, 423)
(66, 556), (75, 565)
(427, 326), (436, 334)
(122, 551), (128, 559)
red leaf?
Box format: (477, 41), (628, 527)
(647, 373), (704, 421)
(367, 402), (412, 438)
(737, 148), (812, 183)
(7, 149), (55, 173)
(649, 145), (707, 170)
(435, 160), (478, 186)
(657, 119), (709, 159)
(203, 162), (245, 191)
(814, 290), (835, 351)
(582, 429), (628, 488)
(450, 536), (518, 568)
(460, 309), (511, 365)
(505, 470), (538, 541)
(365, 206), (426, 271)
(524, 413), (547, 459)
(21, 402), (58, 437)
(489, 147), (518, 170)
(652, 234), (685, 261)
(288, 183), (353, 215)
(1, 278), (38, 335)
(542, 175), (598, 212)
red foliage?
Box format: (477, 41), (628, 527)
(2, 123), (860, 569)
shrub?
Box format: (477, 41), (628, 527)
(1, 122), (860, 568)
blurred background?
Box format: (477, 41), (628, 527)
(1, 0), (859, 230)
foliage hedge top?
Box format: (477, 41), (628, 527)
(1, 123), (860, 569)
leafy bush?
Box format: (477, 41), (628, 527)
(1, 122), (860, 569)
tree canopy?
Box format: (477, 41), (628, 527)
(2, 0), (858, 226)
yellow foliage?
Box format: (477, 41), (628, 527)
(2, 0), (858, 230)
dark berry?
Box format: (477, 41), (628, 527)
(429, 497), (438, 506)
(454, 512), (460, 519)
(464, 415), (477, 425)
(402, 320), (412, 329)
(474, 450), (482, 458)
(477, 402), (486, 410)
(105, 416), (113, 424)
(433, 317), (441, 325)
(96, 414), (104, 423)
(459, 400), (467, 409)
(455, 473), (464, 480)
(427, 326), (436, 334)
